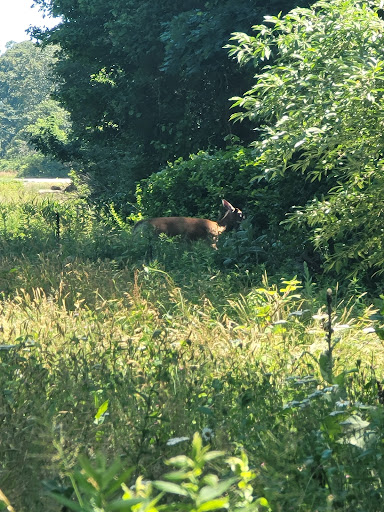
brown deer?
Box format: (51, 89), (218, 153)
(133, 199), (244, 248)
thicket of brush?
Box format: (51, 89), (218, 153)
(1, 179), (384, 512)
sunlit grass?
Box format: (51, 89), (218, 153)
(1, 179), (384, 511)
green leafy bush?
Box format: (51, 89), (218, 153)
(227, 0), (384, 279)
(135, 144), (256, 219)
(135, 144), (321, 276)
(0, 153), (69, 178)
(46, 433), (271, 511)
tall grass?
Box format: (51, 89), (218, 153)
(1, 179), (384, 511)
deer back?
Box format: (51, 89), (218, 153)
(133, 199), (243, 242)
(134, 217), (220, 240)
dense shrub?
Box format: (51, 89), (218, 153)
(135, 145), (256, 219)
(135, 144), (324, 276)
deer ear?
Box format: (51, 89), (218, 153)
(222, 199), (235, 211)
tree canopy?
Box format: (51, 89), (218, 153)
(3, 0), (380, 279)
(0, 41), (69, 176)
(0, 41), (55, 155)
(228, 0), (384, 276)
(30, 0), (313, 201)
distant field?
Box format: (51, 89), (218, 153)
(0, 171), (17, 179)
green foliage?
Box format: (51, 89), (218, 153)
(2, 173), (384, 512)
(26, 99), (72, 169)
(0, 153), (69, 178)
(135, 144), (322, 275)
(46, 434), (271, 511)
(30, 0), (314, 202)
(0, 41), (70, 177)
(136, 145), (256, 219)
(227, 0), (384, 278)
(0, 41), (54, 154)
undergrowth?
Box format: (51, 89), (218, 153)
(1, 180), (384, 511)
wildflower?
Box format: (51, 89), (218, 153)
(335, 399), (350, 409)
(289, 309), (310, 317)
(333, 324), (351, 331)
(202, 427), (214, 442)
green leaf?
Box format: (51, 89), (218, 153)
(197, 478), (237, 503)
(46, 493), (84, 512)
(202, 451), (226, 462)
(167, 455), (194, 469)
(95, 399), (109, 420)
(99, 458), (123, 490)
(163, 470), (189, 482)
(375, 327), (384, 340)
(191, 432), (203, 459)
(78, 455), (100, 483)
(319, 351), (333, 383)
(109, 498), (146, 510)
(197, 497), (229, 511)
(152, 480), (190, 497)
(333, 372), (346, 387)
(105, 467), (135, 497)
(255, 496), (271, 508)
(321, 414), (343, 439)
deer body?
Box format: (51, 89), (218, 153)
(134, 199), (243, 247)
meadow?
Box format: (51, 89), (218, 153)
(1, 176), (384, 512)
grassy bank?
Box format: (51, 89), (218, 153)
(0, 179), (384, 511)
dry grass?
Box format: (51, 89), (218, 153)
(0, 171), (17, 179)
